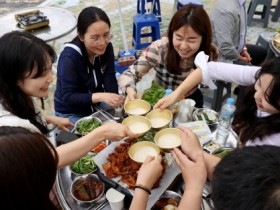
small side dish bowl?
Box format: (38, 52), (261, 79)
(122, 115), (151, 137)
(128, 141), (160, 163)
(146, 109), (173, 130)
(74, 116), (102, 136)
(192, 108), (219, 132)
(153, 190), (181, 210)
(124, 99), (151, 116)
(154, 128), (182, 152)
(70, 174), (104, 206)
(69, 154), (97, 180)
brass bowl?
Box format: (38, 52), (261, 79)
(154, 128), (182, 152)
(273, 35), (280, 49)
(128, 141), (160, 163)
(146, 109), (173, 130)
(122, 115), (151, 137)
(124, 99), (151, 116)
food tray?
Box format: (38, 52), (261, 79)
(15, 10), (49, 30)
(93, 140), (181, 210)
(56, 109), (117, 210)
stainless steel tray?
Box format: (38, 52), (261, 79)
(56, 110), (117, 210)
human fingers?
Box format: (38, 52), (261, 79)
(154, 98), (166, 110)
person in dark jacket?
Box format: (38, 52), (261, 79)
(55, 6), (124, 123)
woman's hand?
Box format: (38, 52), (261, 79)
(177, 126), (203, 160)
(92, 93), (125, 108)
(45, 115), (74, 131)
(95, 122), (136, 141)
(126, 87), (137, 101)
(172, 148), (207, 189)
(154, 91), (180, 110)
(136, 155), (163, 189)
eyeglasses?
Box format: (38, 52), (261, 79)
(90, 34), (113, 45)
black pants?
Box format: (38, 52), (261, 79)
(187, 88), (204, 108)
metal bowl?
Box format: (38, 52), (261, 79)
(153, 190), (181, 210)
(128, 141), (160, 163)
(192, 108), (219, 132)
(70, 174), (104, 206)
(154, 128), (182, 153)
(74, 116), (102, 136)
(122, 115), (151, 137)
(146, 109), (173, 130)
(69, 154), (97, 181)
(124, 99), (151, 116)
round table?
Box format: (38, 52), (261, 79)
(0, 7), (77, 42)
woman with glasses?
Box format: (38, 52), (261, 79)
(55, 6), (124, 123)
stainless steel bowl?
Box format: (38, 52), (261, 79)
(70, 174), (104, 206)
(192, 108), (219, 132)
(69, 154), (97, 181)
(153, 190), (181, 209)
(74, 116), (102, 136)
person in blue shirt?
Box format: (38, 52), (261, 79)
(55, 6), (125, 123)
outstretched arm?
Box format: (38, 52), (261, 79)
(129, 155), (163, 210)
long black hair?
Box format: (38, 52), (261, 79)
(0, 31), (57, 135)
(233, 57), (280, 144)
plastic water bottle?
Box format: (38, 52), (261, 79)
(115, 72), (124, 118)
(115, 72), (123, 95)
(215, 98), (236, 146)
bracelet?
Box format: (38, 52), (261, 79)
(134, 185), (151, 195)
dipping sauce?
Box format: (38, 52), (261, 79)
(132, 146), (159, 163)
(157, 134), (181, 148)
(128, 122), (149, 134)
(150, 117), (170, 128)
(127, 107), (148, 115)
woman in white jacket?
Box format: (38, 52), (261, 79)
(155, 52), (280, 147)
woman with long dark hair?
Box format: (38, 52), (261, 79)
(156, 51), (280, 146)
(0, 30), (135, 169)
(119, 4), (218, 108)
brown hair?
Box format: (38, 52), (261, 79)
(0, 126), (59, 209)
(166, 4), (218, 74)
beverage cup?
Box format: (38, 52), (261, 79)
(105, 188), (125, 210)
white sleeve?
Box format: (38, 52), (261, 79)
(0, 115), (40, 133)
(205, 62), (260, 87)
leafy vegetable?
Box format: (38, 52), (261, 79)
(142, 81), (165, 106)
(213, 149), (233, 158)
(70, 155), (96, 174)
(77, 118), (101, 135)
(137, 129), (158, 142)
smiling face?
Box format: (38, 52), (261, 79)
(78, 20), (111, 58)
(254, 73), (279, 114)
(17, 57), (53, 98)
(172, 25), (202, 59)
